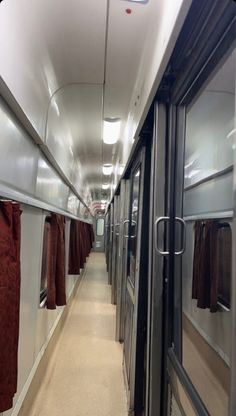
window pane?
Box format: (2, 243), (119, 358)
(40, 219), (51, 303)
(96, 218), (104, 236)
(217, 224), (231, 309)
(127, 166), (141, 285)
(182, 48), (235, 416)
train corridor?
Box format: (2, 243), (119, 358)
(19, 252), (127, 416)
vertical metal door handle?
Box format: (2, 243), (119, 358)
(130, 219), (137, 239)
(154, 216), (170, 256)
(123, 220), (129, 238)
(115, 223), (120, 236)
(175, 217), (186, 256)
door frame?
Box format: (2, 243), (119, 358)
(145, 102), (167, 416)
(123, 143), (151, 415)
(147, 1), (236, 415)
(165, 5), (236, 416)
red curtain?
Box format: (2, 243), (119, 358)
(192, 220), (219, 312)
(68, 220), (94, 274)
(0, 201), (22, 412)
(47, 214), (66, 309)
(89, 223), (95, 248)
(68, 220), (83, 274)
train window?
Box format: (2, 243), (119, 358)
(39, 217), (51, 306)
(96, 218), (104, 236)
(185, 52), (235, 189)
(127, 166), (141, 285)
(182, 48), (235, 415)
(217, 223), (231, 310)
(192, 220), (231, 312)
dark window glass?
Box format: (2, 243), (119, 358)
(96, 218), (104, 236)
(217, 223), (231, 309)
(40, 218), (51, 304)
(127, 166), (141, 285)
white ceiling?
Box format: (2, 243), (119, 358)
(0, 0), (190, 213)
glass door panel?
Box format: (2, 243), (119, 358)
(124, 163), (142, 384)
(123, 147), (149, 414)
(127, 165), (141, 286)
(181, 48), (235, 416)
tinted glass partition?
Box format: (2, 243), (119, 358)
(96, 218), (104, 236)
(181, 48), (235, 416)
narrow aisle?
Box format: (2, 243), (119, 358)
(23, 253), (127, 416)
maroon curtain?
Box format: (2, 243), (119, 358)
(68, 220), (94, 275)
(47, 214), (66, 309)
(41, 222), (51, 292)
(91, 224), (95, 247)
(68, 220), (84, 274)
(79, 221), (87, 267)
(88, 223), (94, 250)
(0, 201), (22, 412)
(192, 220), (219, 312)
(84, 223), (89, 258)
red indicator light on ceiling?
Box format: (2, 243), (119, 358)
(126, 8), (132, 14)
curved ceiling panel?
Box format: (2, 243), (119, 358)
(46, 84), (103, 206)
(0, 0), (107, 138)
(0, 0), (190, 212)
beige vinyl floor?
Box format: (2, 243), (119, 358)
(25, 252), (128, 416)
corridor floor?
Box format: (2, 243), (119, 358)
(24, 253), (128, 416)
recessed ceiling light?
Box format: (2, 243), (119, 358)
(102, 184), (109, 190)
(103, 118), (121, 145)
(119, 165), (125, 175)
(103, 164), (113, 175)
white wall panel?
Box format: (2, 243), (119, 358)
(34, 308), (61, 359)
(36, 156), (69, 210)
(0, 2), (52, 138)
(45, 84), (103, 202)
(17, 206), (44, 391)
(67, 192), (80, 216)
(2, 205), (44, 416)
(0, 0), (107, 139)
(45, 94), (75, 181)
(123, 0), (191, 148)
(0, 98), (39, 195)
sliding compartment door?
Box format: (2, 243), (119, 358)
(108, 202), (114, 285)
(167, 35), (236, 416)
(146, 102), (167, 416)
(123, 146), (150, 415)
(116, 179), (130, 342)
(111, 194), (120, 304)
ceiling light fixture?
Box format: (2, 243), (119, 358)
(103, 164), (113, 175)
(119, 165), (125, 175)
(103, 118), (121, 144)
(101, 199), (107, 204)
(102, 184), (109, 190)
